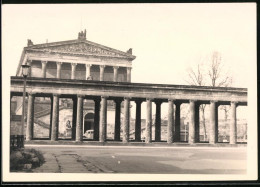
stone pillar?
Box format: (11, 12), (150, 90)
(126, 67), (132, 82)
(114, 99), (122, 141)
(41, 61), (47, 78)
(27, 59), (32, 77)
(100, 65), (105, 81)
(71, 63), (77, 80)
(122, 97), (130, 143)
(56, 62), (62, 79)
(86, 64), (92, 80)
(145, 98), (152, 143)
(174, 102), (181, 142)
(94, 98), (100, 141)
(167, 99), (174, 144)
(49, 97), (53, 139)
(76, 95), (84, 142)
(26, 94), (35, 141)
(209, 101), (218, 144)
(135, 100), (142, 141)
(155, 101), (162, 142)
(189, 100), (196, 144)
(71, 97), (77, 140)
(230, 101), (237, 144)
(99, 96), (107, 142)
(113, 66), (119, 82)
(51, 94), (59, 141)
(195, 103), (200, 142)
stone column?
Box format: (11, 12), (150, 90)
(146, 98), (152, 143)
(56, 62), (62, 79)
(86, 64), (92, 80)
(114, 99), (122, 141)
(76, 95), (84, 142)
(195, 103), (200, 142)
(94, 98), (100, 141)
(99, 96), (107, 142)
(113, 66), (119, 82)
(49, 97), (53, 139)
(26, 94), (35, 141)
(51, 94), (59, 141)
(100, 65), (105, 81)
(167, 99), (174, 144)
(122, 97), (130, 143)
(27, 59), (32, 77)
(174, 102), (181, 142)
(209, 101), (218, 144)
(41, 61), (47, 78)
(71, 63), (77, 80)
(189, 100), (196, 144)
(71, 97), (77, 140)
(126, 67), (132, 82)
(135, 100), (142, 141)
(155, 101), (162, 142)
(230, 101), (237, 144)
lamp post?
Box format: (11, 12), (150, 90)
(20, 64), (30, 148)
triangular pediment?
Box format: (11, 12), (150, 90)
(26, 40), (135, 59)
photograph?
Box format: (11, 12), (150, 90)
(2, 3), (257, 182)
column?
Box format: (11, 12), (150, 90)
(209, 101), (218, 144)
(49, 97), (53, 139)
(174, 102), (181, 142)
(86, 64), (92, 80)
(167, 99), (174, 144)
(41, 61), (47, 78)
(189, 100), (196, 144)
(155, 101), (162, 142)
(71, 97), (77, 140)
(122, 97), (130, 143)
(126, 67), (132, 82)
(100, 65), (105, 81)
(230, 101), (237, 144)
(99, 96), (107, 142)
(56, 62), (62, 79)
(146, 98), (152, 143)
(51, 94), (59, 141)
(114, 99), (122, 141)
(195, 103), (200, 142)
(71, 63), (77, 80)
(113, 66), (119, 82)
(76, 95), (84, 142)
(27, 59), (32, 77)
(94, 98), (100, 141)
(26, 94), (35, 141)
(135, 100), (142, 141)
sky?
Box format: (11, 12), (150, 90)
(2, 3), (256, 88)
(2, 3), (256, 119)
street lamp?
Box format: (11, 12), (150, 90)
(20, 64), (30, 148)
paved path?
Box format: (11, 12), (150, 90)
(29, 145), (246, 174)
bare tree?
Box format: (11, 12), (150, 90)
(186, 51), (232, 141)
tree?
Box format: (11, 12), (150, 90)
(186, 51), (232, 141)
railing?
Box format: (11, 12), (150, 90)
(10, 135), (24, 149)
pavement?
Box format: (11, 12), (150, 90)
(26, 144), (247, 174)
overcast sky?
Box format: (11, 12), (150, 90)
(2, 3), (256, 88)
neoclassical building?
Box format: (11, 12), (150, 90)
(11, 30), (247, 145)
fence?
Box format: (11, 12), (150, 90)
(10, 135), (24, 149)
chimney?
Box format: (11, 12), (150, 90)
(27, 39), (34, 46)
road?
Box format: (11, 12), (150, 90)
(27, 145), (246, 174)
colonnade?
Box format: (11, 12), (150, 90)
(24, 93), (241, 145)
(27, 60), (132, 82)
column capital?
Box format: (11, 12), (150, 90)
(71, 63), (77, 66)
(86, 64), (92, 67)
(56, 62), (63, 65)
(189, 99), (197, 103)
(41, 61), (48, 64)
(77, 94), (85, 98)
(27, 93), (35, 97)
(27, 59), (32, 64)
(53, 94), (60, 97)
(124, 97), (131, 100)
(101, 96), (108, 99)
(100, 65), (106, 68)
(113, 66), (120, 70)
(127, 67), (132, 70)
(231, 101), (238, 106)
(146, 98), (153, 102)
(168, 99), (175, 102)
